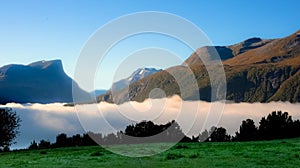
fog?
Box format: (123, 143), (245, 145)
(1, 95), (300, 149)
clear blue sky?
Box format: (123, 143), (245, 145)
(0, 0), (299, 89)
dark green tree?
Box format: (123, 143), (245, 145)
(28, 140), (38, 150)
(55, 133), (68, 147)
(38, 140), (51, 149)
(235, 119), (258, 141)
(209, 127), (231, 142)
(70, 134), (83, 146)
(259, 111), (293, 140)
(0, 108), (21, 151)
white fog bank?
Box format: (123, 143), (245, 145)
(1, 96), (300, 149)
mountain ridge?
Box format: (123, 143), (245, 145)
(0, 59), (88, 104)
(98, 30), (300, 104)
(111, 67), (162, 93)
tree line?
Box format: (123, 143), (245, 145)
(1, 107), (300, 151)
(27, 110), (300, 150)
(196, 111), (300, 142)
(28, 120), (191, 149)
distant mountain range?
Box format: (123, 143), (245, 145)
(1, 30), (299, 105)
(96, 67), (161, 103)
(98, 30), (300, 104)
(111, 67), (162, 92)
(0, 60), (88, 104)
(0, 59), (160, 105)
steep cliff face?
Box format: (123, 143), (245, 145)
(0, 60), (88, 104)
(224, 65), (300, 102)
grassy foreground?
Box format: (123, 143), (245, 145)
(0, 138), (300, 168)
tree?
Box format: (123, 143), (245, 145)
(103, 133), (118, 145)
(28, 140), (38, 150)
(235, 119), (258, 141)
(209, 127), (231, 142)
(82, 132), (97, 146)
(123, 120), (187, 143)
(198, 129), (209, 142)
(258, 111), (293, 140)
(55, 133), (68, 147)
(38, 140), (51, 149)
(166, 120), (186, 142)
(290, 120), (300, 138)
(70, 134), (83, 146)
(0, 108), (21, 151)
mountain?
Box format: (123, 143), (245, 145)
(0, 60), (88, 104)
(184, 37), (273, 66)
(97, 67), (161, 103)
(111, 67), (162, 92)
(98, 30), (300, 104)
(224, 31), (300, 66)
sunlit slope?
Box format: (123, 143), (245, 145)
(98, 30), (300, 104)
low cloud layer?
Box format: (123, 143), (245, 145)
(1, 96), (300, 149)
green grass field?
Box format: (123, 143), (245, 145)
(1, 138), (300, 168)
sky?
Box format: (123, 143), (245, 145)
(0, 0), (299, 90)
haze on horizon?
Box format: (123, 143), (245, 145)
(2, 97), (300, 149)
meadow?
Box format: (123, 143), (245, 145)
(1, 138), (300, 168)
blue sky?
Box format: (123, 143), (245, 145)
(0, 0), (299, 90)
